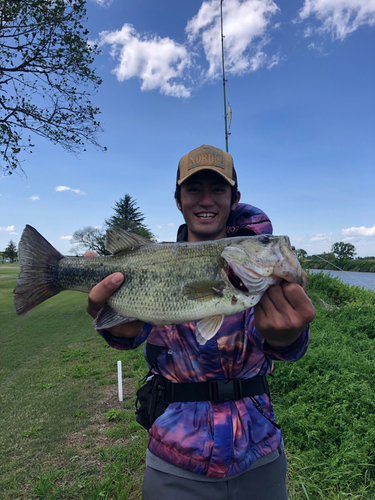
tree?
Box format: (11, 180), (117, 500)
(105, 194), (154, 240)
(71, 195), (155, 255)
(295, 249), (308, 260)
(0, 0), (104, 175)
(3, 239), (17, 262)
(331, 242), (356, 262)
(70, 226), (110, 256)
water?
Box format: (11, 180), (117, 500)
(308, 269), (375, 292)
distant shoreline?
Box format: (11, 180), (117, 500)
(300, 259), (375, 274)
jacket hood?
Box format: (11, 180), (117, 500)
(176, 203), (272, 242)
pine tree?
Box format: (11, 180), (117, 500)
(105, 194), (154, 240)
(71, 194), (154, 255)
(3, 240), (18, 262)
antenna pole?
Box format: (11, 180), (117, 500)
(220, 0), (229, 152)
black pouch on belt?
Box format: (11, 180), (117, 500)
(135, 374), (168, 431)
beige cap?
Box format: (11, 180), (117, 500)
(177, 144), (237, 186)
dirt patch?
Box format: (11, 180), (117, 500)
(62, 378), (138, 469)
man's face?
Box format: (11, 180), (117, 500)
(176, 170), (240, 242)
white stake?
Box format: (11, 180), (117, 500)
(117, 360), (123, 402)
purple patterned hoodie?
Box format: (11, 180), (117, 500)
(99, 203), (309, 478)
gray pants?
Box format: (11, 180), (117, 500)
(142, 450), (289, 500)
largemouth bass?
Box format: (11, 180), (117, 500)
(14, 225), (302, 345)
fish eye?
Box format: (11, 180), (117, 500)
(260, 235), (270, 244)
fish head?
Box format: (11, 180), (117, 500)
(222, 235), (302, 295)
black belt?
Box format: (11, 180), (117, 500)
(158, 375), (269, 404)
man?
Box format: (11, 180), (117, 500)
(86, 145), (316, 500)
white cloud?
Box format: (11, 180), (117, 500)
(154, 237), (175, 243)
(90, 0), (113, 6)
(71, 189), (87, 195)
(157, 223), (176, 229)
(60, 236), (72, 240)
(186, 0), (280, 78)
(29, 196), (40, 201)
(298, 0), (375, 40)
(342, 224), (375, 237)
(98, 24), (192, 98)
(311, 232), (333, 241)
(0, 225), (15, 232)
(342, 236), (359, 242)
(55, 186), (87, 195)
(97, 0), (280, 98)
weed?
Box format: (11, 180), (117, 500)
(105, 409), (124, 421)
(60, 349), (90, 362)
(74, 411), (91, 419)
(32, 383), (57, 389)
(21, 426), (43, 438)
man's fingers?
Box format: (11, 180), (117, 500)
(281, 280), (314, 315)
(258, 285), (287, 314)
(87, 273), (124, 319)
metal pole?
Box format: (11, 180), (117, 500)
(220, 0), (229, 152)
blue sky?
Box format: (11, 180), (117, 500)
(1, 0), (374, 257)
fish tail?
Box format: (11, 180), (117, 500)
(14, 225), (64, 316)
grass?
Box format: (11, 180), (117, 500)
(272, 272), (375, 499)
(1, 265), (375, 498)
(0, 264), (148, 499)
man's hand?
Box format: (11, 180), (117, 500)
(253, 271), (316, 349)
(84, 251), (144, 338)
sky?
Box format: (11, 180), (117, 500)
(1, 0), (374, 258)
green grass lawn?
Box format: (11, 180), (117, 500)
(0, 264), (148, 499)
(1, 265), (375, 499)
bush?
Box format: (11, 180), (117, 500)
(306, 271), (375, 307)
(270, 275), (375, 498)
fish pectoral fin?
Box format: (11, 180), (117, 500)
(94, 304), (137, 330)
(183, 281), (225, 301)
(196, 314), (224, 345)
(105, 227), (154, 255)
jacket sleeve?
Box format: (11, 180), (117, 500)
(247, 311), (310, 362)
(97, 323), (153, 350)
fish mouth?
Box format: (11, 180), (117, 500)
(195, 212), (217, 219)
(228, 266), (248, 292)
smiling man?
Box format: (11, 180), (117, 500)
(174, 145), (240, 242)
(86, 144), (316, 500)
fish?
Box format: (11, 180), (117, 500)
(14, 225), (302, 345)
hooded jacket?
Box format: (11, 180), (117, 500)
(99, 203), (309, 478)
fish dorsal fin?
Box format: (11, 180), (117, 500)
(94, 303), (137, 330)
(105, 227), (153, 254)
(183, 281), (225, 302)
(196, 314), (224, 345)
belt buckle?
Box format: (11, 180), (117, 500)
(209, 379), (242, 403)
